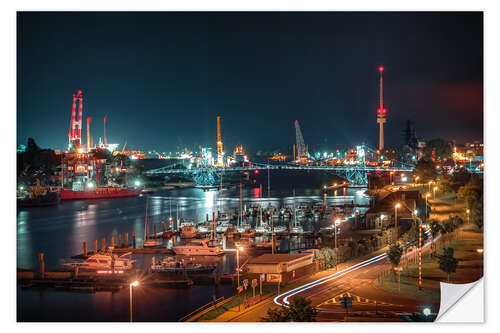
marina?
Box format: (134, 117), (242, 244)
(17, 180), (370, 321)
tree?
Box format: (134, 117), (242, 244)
(423, 139), (452, 161)
(436, 247), (459, 282)
(348, 240), (359, 258)
(412, 160), (438, 183)
(387, 244), (403, 280)
(430, 220), (441, 251)
(457, 184), (481, 210)
(262, 296), (317, 322)
(369, 176), (385, 190)
(317, 247), (336, 270)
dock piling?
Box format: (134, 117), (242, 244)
(94, 240), (98, 254)
(154, 225), (157, 238)
(118, 234), (122, 248)
(101, 237), (106, 251)
(125, 232), (129, 247)
(38, 252), (45, 280)
(132, 231), (136, 248)
(83, 241), (87, 257)
(110, 236), (115, 248)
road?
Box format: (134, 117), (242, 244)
(224, 229), (439, 322)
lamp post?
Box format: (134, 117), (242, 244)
(433, 186), (438, 200)
(394, 203), (401, 241)
(425, 193), (431, 216)
(466, 209), (470, 224)
(129, 280), (139, 322)
(236, 245), (244, 288)
(428, 180), (433, 192)
(414, 209), (422, 290)
(334, 219), (341, 269)
(477, 249), (483, 277)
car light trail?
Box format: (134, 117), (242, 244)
(274, 229), (440, 308)
(274, 253), (387, 306)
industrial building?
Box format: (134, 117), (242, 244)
(246, 253), (316, 284)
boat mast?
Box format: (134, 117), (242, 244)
(259, 205), (263, 227)
(239, 181), (242, 226)
(177, 202), (180, 226)
(293, 188), (297, 227)
(271, 211), (275, 255)
(144, 196), (149, 241)
(267, 160), (270, 198)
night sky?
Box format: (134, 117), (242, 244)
(17, 12), (483, 154)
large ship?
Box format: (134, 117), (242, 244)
(58, 89), (143, 201)
(60, 187), (142, 200)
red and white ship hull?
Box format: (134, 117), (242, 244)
(60, 187), (142, 200)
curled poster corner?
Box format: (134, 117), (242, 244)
(436, 278), (483, 322)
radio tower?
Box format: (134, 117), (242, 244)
(216, 116), (224, 167)
(376, 66), (387, 150)
(294, 120), (307, 164)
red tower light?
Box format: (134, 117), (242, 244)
(254, 169), (259, 175)
(378, 66), (384, 72)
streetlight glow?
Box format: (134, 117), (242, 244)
(129, 280), (139, 322)
(423, 307), (431, 316)
(395, 203), (401, 208)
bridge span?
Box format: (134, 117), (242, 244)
(145, 162), (414, 187)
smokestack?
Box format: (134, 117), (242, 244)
(104, 115), (108, 146)
(76, 90), (83, 146)
(86, 117), (92, 150)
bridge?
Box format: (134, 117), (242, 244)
(145, 162), (415, 187)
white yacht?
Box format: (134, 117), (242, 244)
(172, 239), (224, 256)
(180, 222), (198, 238)
(273, 226), (287, 234)
(217, 213), (232, 223)
(255, 225), (271, 234)
(216, 222), (234, 233)
(290, 225), (304, 234)
(64, 252), (135, 270)
(197, 224), (212, 234)
(236, 223), (251, 233)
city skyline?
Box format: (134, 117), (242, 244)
(17, 12), (483, 152)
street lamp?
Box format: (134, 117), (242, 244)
(236, 246), (244, 288)
(466, 209), (470, 224)
(394, 203), (401, 241)
(423, 307), (431, 316)
(477, 249), (483, 277)
(433, 186), (438, 200)
(334, 219), (341, 268)
(129, 280), (139, 322)
(428, 180), (433, 191)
